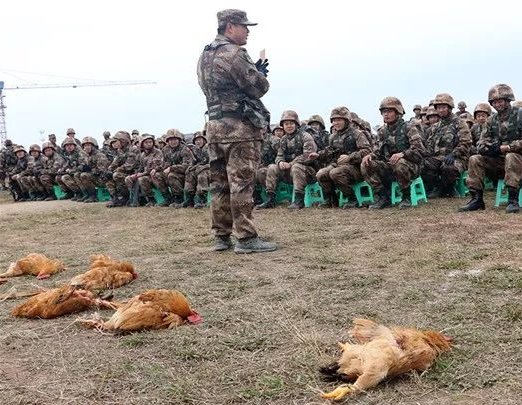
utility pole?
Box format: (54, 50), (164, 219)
(0, 81), (7, 148)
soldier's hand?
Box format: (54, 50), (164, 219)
(500, 145), (511, 153)
(164, 167), (171, 174)
(150, 169), (156, 177)
(389, 152), (404, 165)
(337, 154), (350, 165)
(278, 161), (291, 170)
(254, 58), (269, 77)
(362, 154), (372, 167)
(308, 152), (319, 160)
(443, 153), (455, 165)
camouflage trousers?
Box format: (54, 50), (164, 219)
(255, 166), (269, 187)
(39, 174), (56, 194)
(361, 158), (420, 192)
(167, 169), (186, 196)
(316, 163), (363, 196)
(209, 140), (261, 240)
(14, 175), (44, 194)
(466, 153), (522, 190)
(265, 162), (316, 193)
(58, 173), (81, 193)
(184, 165), (210, 195)
(124, 174), (154, 198)
(106, 171), (129, 198)
(421, 156), (466, 190)
(151, 171), (170, 194)
(77, 172), (106, 193)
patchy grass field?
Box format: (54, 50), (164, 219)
(0, 190), (521, 405)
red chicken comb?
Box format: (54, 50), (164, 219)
(187, 312), (202, 325)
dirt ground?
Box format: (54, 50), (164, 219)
(0, 190), (521, 405)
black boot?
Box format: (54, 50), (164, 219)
(77, 191), (89, 202)
(318, 192), (335, 208)
(458, 188), (485, 211)
(145, 196), (156, 207)
(169, 194), (184, 208)
(428, 187), (441, 199)
(506, 187), (520, 214)
(194, 193), (208, 209)
(44, 190), (56, 201)
(256, 192), (276, 209)
(181, 193), (195, 208)
(71, 191), (82, 201)
(369, 190), (391, 209)
(288, 191), (305, 210)
(399, 187), (412, 209)
(84, 189), (98, 203)
(35, 191), (45, 201)
(253, 187), (263, 206)
(340, 190), (357, 209)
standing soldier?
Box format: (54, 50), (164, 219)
(421, 93), (471, 198)
(469, 103), (492, 154)
(316, 107), (372, 208)
(0, 139), (17, 191)
(180, 131), (210, 208)
(39, 142), (65, 200)
(77, 136), (110, 203)
(361, 97), (425, 209)
(460, 84), (522, 213)
(57, 137), (87, 201)
(197, 9), (276, 253)
(65, 128), (82, 146)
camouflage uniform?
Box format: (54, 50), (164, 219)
(362, 97), (425, 208)
(0, 140), (17, 190)
(65, 128), (82, 147)
(409, 104), (422, 123)
(197, 10), (272, 242)
(77, 137), (110, 202)
(47, 135), (62, 156)
(9, 146), (30, 200)
(456, 101), (471, 118)
(183, 132), (210, 208)
(469, 103), (492, 155)
(421, 94), (471, 196)
(307, 115), (330, 152)
(256, 131), (280, 188)
(57, 138), (88, 199)
(316, 107), (372, 208)
(18, 144), (47, 199)
(39, 142), (66, 200)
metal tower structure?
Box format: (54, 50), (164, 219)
(0, 79), (156, 147)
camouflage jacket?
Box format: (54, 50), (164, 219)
(319, 125), (371, 165)
(60, 148), (88, 174)
(187, 144), (209, 166)
(139, 147), (164, 175)
(306, 127), (330, 151)
(275, 129), (317, 165)
(9, 154), (29, 176)
(108, 145), (140, 174)
(79, 149), (110, 175)
(470, 123), (487, 155)
(426, 114), (471, 160)
(197, 34), (269, 143)
(162, 144), (194, 173)
(41, 153), (65, 176)
(0, 146), (17, 173)
(102, 142), (116, 162)
(260, 134), (280, 167)
(374, 118), (424, 164)
(478, 106), (522, 154)
(23, 154), (46, 176)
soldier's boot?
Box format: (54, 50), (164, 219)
(213, 235), (234, 252)
(145, 196), (156, 207)
(369, 190), (391, 209)
(341, 190), (357, 209)
(256, 192), (276, 209)
(28, 192), (37, 201)
(34, 191), (45, 201)
(506, 187), (520, 214)
(318, 192), (336, 208)
(288, 192), (305, 210)
(77, 191), (88, 202)
(399, 187), (412, 210)
(441, 182), (458, 198)
(84, 189), (98, 203)
(169, 194), (184, 208)
(194, 193), (208, 209)
(428, 187), (441, 199)
(234, 237), (277, 254)
(44, 190), (56, 201)
(181, 193), (195, 208)
(63, 190), (74, 199)
(458, 188), (485, 212)
(71, 191), (82, 201)
(253, 188), (263, 206)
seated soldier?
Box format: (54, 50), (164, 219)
(307, 115), (330, 152)
(409, 104), (422, 123)
(421, 93), (471, 198)
(316, 106), (372, 208)
(180, 131), (210, 209)
(469, 103), (492, 155)
(256, 110), (317, 210)
(57, 137), (88, 201)
(460, 84), (522, 213)
(77, 136), (110, 203)
(361, 97), (425, 209)
(9, 146), (31, 202)
(19, 144), (47, 200)
(47, 134), (62, 155)
(106, 131), (140, 207)
(39, 141), (65, 200)
(422, 106), (440, 145)
(254, 125), (280, 204)
(125, 134), (164, 207)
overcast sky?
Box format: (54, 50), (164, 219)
(3, 0), (522, 146)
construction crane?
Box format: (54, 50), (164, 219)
(0, 79), (156, 147)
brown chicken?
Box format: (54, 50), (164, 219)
(69, 254), (137, 290)
(320, 318), (453, 400)
(80, 289), (202, 332)
(0, 253), (65, 280)
(11, 285), (117, 319)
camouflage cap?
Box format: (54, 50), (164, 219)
(42, 141), (56, 151)
(279, 110), (300, 126)
(48, 133), (56, 140)
(29, 144), (41, 153)
(192, 131), (207, 144)
(140, 134), (155, 148)
(413, 104), (422, 111)
(62, 137), (78, 147)
(473, 103), (492, 117)
(66, 128), (75, 135)
(308, 115), (326, 129)
(81, 136), (99, 148)
(330, 106), (351, 122)
(131, 129), (139, 135)
(114, 130), (131, 143)
(420, 106), (428, 116)
(426, 106), (439, 117)
(13, 145), (26, 154)
(458, 101), (467, 109)
(433, 93), (455, 108)
(488, 84), (515, 103)
(217, 9), (257, 28)
(379, 97), (405, 115)
(165, 129), (184, 142)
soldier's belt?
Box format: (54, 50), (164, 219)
(208, 111), (242, 121)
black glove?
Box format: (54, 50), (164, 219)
(81, 164), (92, 172)
(255, 58), (269, 77)
(443, 153), (455, 165)
(483, 143), (501, 157)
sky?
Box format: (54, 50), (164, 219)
(3, 0), (522, 146)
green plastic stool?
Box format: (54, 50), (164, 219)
(152, 188), (165, 205)
(293, 182), (324, 207)
(53, 185), (67, 200)
(206, 190), (211, 207)
(456, 171), (469, 197)
(484, 177), (495, 191)
(275, 182), (294, 204)
(494, 179), (522, 207)
(391, 177), (427, 206)
(338, 181), (375, 207)
(96, 187), (111, 202)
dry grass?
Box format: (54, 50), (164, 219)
(0, 190), (521, 404)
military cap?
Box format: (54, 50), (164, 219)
(48, 134), (56, 140)
(66, 128), (76, 135)
(413, 104), (422, 111)
(308, 115), (326, 129)
(42, 141), (56, 151)
(217, 9), (257, 27)
(131, 129), (139, 135)
(458, 101), (467, 109)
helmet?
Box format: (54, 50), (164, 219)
(158, 135), (167, 144)
(42, 141), (56, 151)
(461, 114), (474, 125)
(271, 124), (283, 134)
(413, 104), (422, 111)
(488, 84), (515, 103)
(426, 106), (439, 117)
(458, 101), (467, 109)
(29, 144), (41, 153)
(350, 112), (360, 120)
(13, 145), (26, 154)
(66, 128), (76, 135)
(429, 99), (435, 106)
(48, 133), (56, 140)
(192, 131), (207, 144)
(330, 106), (351, 122)
(62, 137), (78, 147)
(81, 136), (99, 148)
(308, 114), (326, 129)
(114, 130), (131, 144)
(379, 97), (405, 115)
(131, 129), (139, 135)
(140, 134), (155, 148)
(102, 131), (111, 139)
(433, 93), (455, 108)
(5, 139), (13, 147)
(279, 110), (300, 126)
(420, 106), (428, 116)
(473, 103), (492, 117)
(512, 101), (522, 108)
(165, 129), (184, 142)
